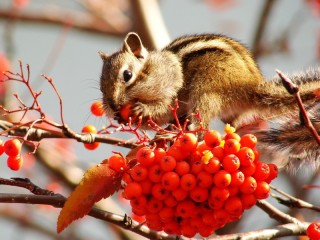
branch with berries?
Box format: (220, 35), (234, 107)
(1, 62), (320, 239)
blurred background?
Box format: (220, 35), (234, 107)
(0, 0), (319, 239)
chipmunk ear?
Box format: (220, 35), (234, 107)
(98, 51), (109, 61)
(123, 32), (148, 59)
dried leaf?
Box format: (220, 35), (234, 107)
(57, 162), (122, 233)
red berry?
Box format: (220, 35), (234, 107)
(83, 142), (100, 150)
(230, 170), (245, 186)
(204, 130), (222, 148)
(191, 160), (204, 174)
(90, 101), (104, 116)
(146, 197), (163, 213)
(130, 164), (148, 181)
(124, 182), (142, 200)
(189, 187), (209, 202)
(179, 133), (198, 152)
(204, 157), (220, 173)
(254, 181), (270, 199)
(167, 145), (187, 161)
(224, 196), (243, 216)
(213, 170), (231, 188)
(148, 164), (163, 183)
(7, 155), (23, 171)
(180, 173), (197, 191)
(222, 154), (240, 172)
(172, 188), (188, 201)
(81, 125), (97, 133)
(240, 134), (257, 148)
(152, 183), (169, 200)
(154, 147), (166, 163)
(160, 156), (176, 172)
(210, 186), (230, 202)
(252, 161), (270, 181)
(175, 161), (190, 176)
(136, 146), (155, 167)
(240, 163), (256, 176)
(0, 139), (4, 156)
(108, 154), (127, 172)
(130, 195), (147, 210)
(197, 171), (213, 188)
(265, 163), (278, 183)
(159, 207), (175, 223)
(161, 172), (180, 191)
(4, 138), (22, 156)
(241, 193), (257, 209)
(175, 199), (196, 218)
(224, 139), (241, 155)
(307, 222), (320, 240)
(237, 147), (255, 166)
(224, 132), (241, 141)
(211, 146), (225, 160)
(240, 176), (257, 194)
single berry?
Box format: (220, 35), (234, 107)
(307, 222), (320, 240)
(160, 156), (176, 172)
(197, 171), (213, 188)
(180, 173), (197, 191)
(7, 155), (23, 171)
(179, 133), (198, 152)
(241, 193), (257, 209)
(252, 161), (270, 181)
(136, 146), (155, 167)
(224, 139), (241, 155)
(204, 130), (222, 148)
(90, 101), (105, 116)
(108, 154), (127, 172)
(213, 170), (231, 188)
(130, 164), (148, 181)
(124, 182), (143, 200)
(4, 138), (22, 156)
(175, 161), (190, 176)
(240, 134), (257, 148)
(230, 170), (245, 186)
(240, 176), (257, 194)
(222, 154), (240, 172)
(161, 171), (180, 191)
(210, 186), (230, 202)
(152, 183), (170, 200)
(224, 132), (241, 141)
(81, 125), (97, 133)
(189, 187), (209, 202)
(237, 147), (255, 166)
(204, 157), (220, 174)
(254, 181), (270, 199)
(0, 139), (4, 156)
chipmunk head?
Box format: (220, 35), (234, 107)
(99, 32), (183, 125)
(99, 32), (149, 117)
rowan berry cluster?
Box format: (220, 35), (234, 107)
(0, 138), (23, 171)
(108, 125), (278, 238)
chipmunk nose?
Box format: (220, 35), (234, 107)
(107, 99), (119, 112)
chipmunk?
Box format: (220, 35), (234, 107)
(99, 32), (320, 169)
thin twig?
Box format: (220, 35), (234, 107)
(270, 185), (320, 212)
(256, 200), (302, 224)
(276, 69), (320, 146)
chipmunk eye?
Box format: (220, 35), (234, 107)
(123, 70), (133, 82)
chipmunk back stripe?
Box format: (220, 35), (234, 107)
(166, 34), (223, 53)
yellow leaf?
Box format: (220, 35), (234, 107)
(57, 162), (122, 233)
